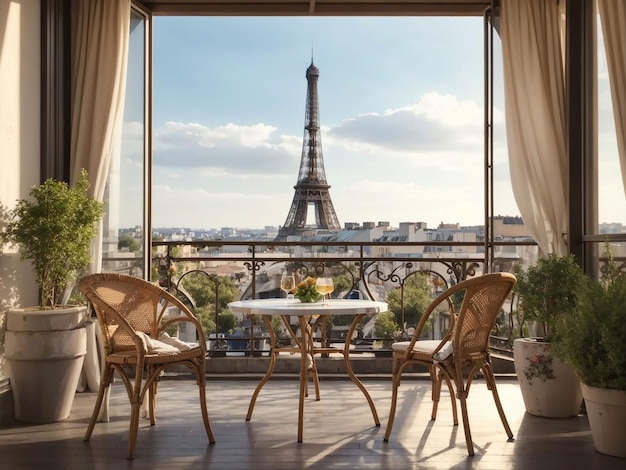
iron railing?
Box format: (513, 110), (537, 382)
(101, 238), (625, 358)
(103, 239), (537, 358)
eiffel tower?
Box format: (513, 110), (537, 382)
(275, 59), (341, 241)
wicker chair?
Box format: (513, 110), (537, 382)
(383, 272), (516, 456)
(78, 273), (216, 459)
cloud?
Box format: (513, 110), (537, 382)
(327, 92), (485, 152)
(146, 91), (515, 229)
(153, 121), (300, 174)
(151, 91), (494, 181)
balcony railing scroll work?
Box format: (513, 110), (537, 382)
(114, 239), (568, 362)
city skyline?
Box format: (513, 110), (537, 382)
(123, 16), (626, 231)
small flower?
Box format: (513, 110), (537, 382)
(294, 276), (322, 303)
(523, 353), (555, 384)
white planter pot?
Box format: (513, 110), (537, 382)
(5, 306), (87, 424)
(581, 383), (626, 458)
(513, 338), (582, 418)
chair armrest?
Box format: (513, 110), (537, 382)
(156, 289), (207, 356)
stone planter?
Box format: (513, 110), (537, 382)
(5, 306), (87, 423)
(581, 383), (626, 458)
(513, 337), (582, 418)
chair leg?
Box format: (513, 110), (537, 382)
(199, 381), (216, 444)
(383, 356), (402, 442)
(457, 384), (475, 456)
(126, 400), (142, 460)
(430, 366), (442, 420)
(308, 325), (321, 401)
(84, 366), (114, 441)
(125, 363), (146, 460)
(442, 370), (458, 426)
(431, 366), (459, 426)
(149, 378), (157, 425)
(483, 365), (513, 440)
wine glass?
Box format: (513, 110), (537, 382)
(315, 277), (334, 304)
(280, 273), (296, 300)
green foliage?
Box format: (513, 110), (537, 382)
(294, 276), (322, 303)
(512, 253), (585, 341)
(195, 308), (238, 337)
(329, 265), (357, 297)
(270, 315), (286, 337)
(553, 244), (626, 391)
(217, 311), (238, 334)
(118, 235), (141, 252)
(1, 169), (105, 307)
(178, 272), (240, 338)
(195, 307), (217, 337)
(386, 272), (433, 327)
(180, 272), (239, 310)
(374, 311), (399, 338)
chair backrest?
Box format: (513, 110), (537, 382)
(452, 273), (516, 363)
(78, 273), (193, 354)
(403, 272), (516, 362)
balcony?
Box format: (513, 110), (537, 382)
(132, 238), (542, 363)
(104, 237), (623, 369)
(1, 374), (623, 469)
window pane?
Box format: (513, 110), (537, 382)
(152, 17), (505, 233)
(597, 14), (626, 234)
(102, 8), (147, 276)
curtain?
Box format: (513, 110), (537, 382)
(598, 0), (626, 196)
(500, 0), (568, 255)
(70, 0), (131, 274)
(69, 0), (131, 413)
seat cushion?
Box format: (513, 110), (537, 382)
(158, 331), (199, 351)
(392, 339), (453, 361)
(138, 332), (180, 354)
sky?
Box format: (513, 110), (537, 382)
(140, 16), (625, 231)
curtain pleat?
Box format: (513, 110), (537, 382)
(598, 0), (626, 196)
(501, 0), (568, 255)
(70, 0), (131, 274)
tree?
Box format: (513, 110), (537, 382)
(118, 234), (141, 252)
(330, 265), (357, 297)
(178, 271), (240, 337)
(386, 272), (433, 328)
(374, 311), (399, 338)
(179, 271), (238, 311)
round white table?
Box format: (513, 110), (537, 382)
(228, 298), (389, 443)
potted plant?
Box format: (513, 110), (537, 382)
(512, 253), (586, 417)
(553, 245), (626, 457)
(1, 169), (105, 423)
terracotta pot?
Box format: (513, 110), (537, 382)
(581, 383), (626, 457)
(513, 337), (582, 418)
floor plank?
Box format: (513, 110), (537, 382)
(1, 376), (624, 469)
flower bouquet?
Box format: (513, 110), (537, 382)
(294, 276), (322, 303)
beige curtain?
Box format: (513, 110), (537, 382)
(70, 0), (131, 273)
(69, 0), (131, 406)
(598, 0), (626, 195)
(500, 0), (568, 255)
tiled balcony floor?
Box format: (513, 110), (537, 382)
(1, 375), (624, 469)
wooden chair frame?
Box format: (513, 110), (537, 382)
(78, 273), (216, 459)
(383, 272), (516, 456)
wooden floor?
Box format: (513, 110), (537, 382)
(1, 375), (624, 469)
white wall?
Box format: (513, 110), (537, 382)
(0, 0), (41, 379)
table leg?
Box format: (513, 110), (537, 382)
(297, 315), (309, 443)
(343, 314), (380, 426)
(246, 316), (277, 421)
